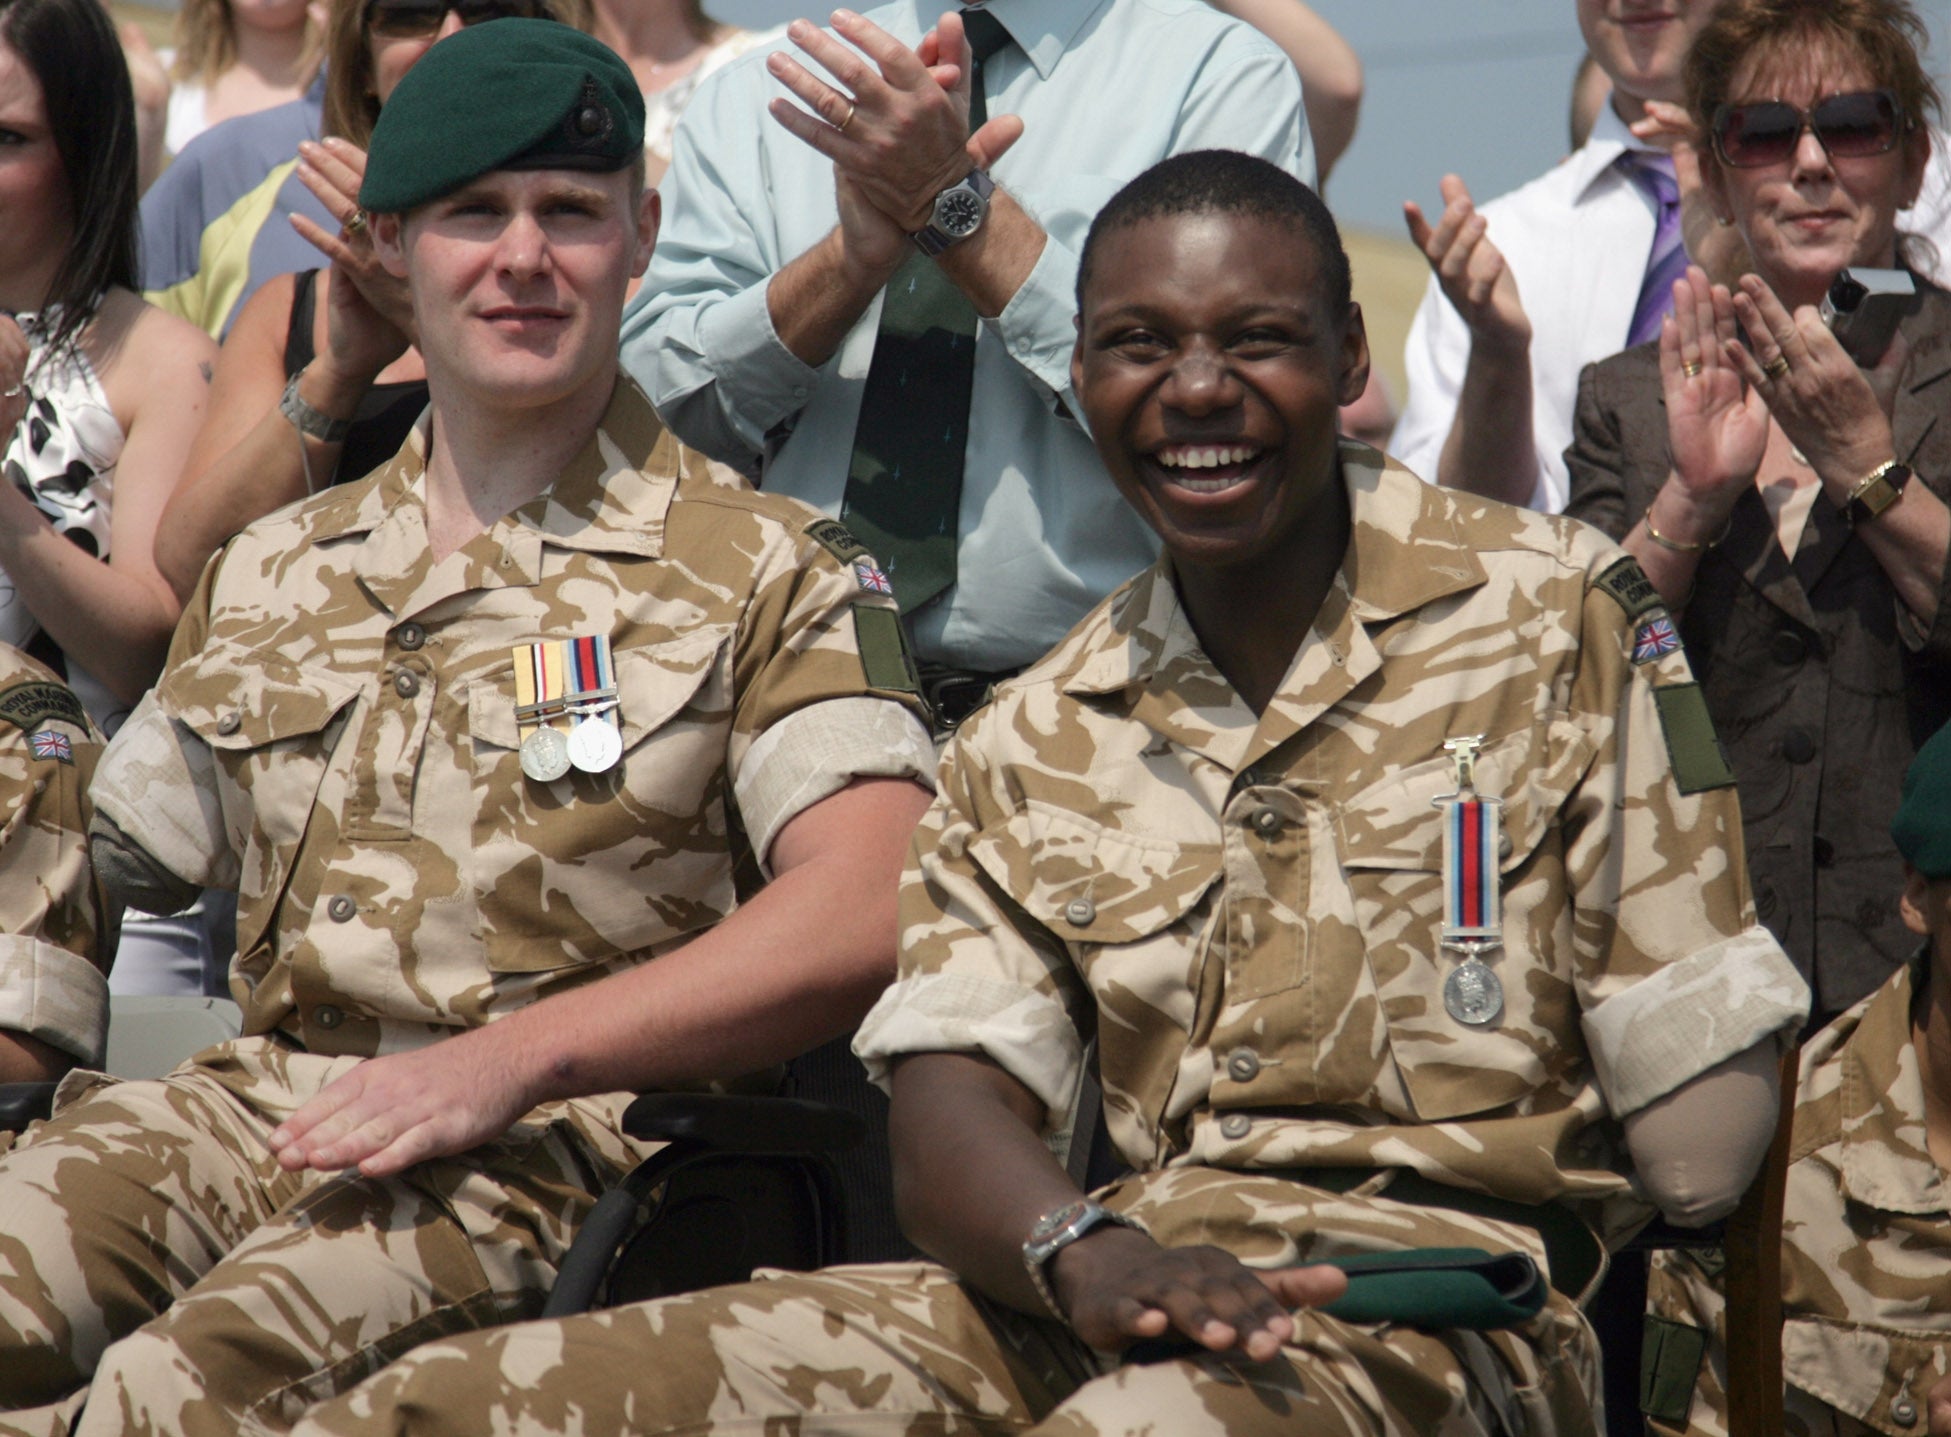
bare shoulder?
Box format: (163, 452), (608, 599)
(87, 288), (220, 416)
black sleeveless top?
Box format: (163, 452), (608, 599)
(283, 269), (429, 486)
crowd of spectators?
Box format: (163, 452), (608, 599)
(0, 0), (1946, 1432)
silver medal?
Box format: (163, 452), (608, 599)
(566, 717), (621, 774)
(1443, 959), (1504, 1027)
(520, 725), (571, 782)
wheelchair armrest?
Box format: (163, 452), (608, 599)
(620, 1092), (865, 1155)
(0, 1082), (57, 1132)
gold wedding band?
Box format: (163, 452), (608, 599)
(837, 100), (857, 133)
(1762, 354), (1792, 380)
(1681, 360), (1703, 378)
(344, 210), (368, 237)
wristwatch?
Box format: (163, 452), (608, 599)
(1840, 459), (1912, 523)
(279, 371), (353, 444)
(912, 168), (995, 256)
(1021, 1199), (1143, 1321)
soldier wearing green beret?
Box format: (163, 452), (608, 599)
(1645, 719), (1951, 1437)
(0, 19), (937, 1434)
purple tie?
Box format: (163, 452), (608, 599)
(1624, 152), (1687, 348)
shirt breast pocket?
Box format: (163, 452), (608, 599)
(1335, 721), (1597, 1121)
(159, 643), (360, 947)
(464, 624), (739, 973)
(965, 799), (1222, 1066)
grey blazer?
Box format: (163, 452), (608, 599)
(1564, 283), (1951, 1020)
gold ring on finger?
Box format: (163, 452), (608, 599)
(1681, 360), (1703, 378)
(1763, 354), (1791, 380)
(837, 100), (857, 134)
(344, 210), (368, 237)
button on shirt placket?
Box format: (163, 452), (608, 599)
(1210, 783), (1305, 1127)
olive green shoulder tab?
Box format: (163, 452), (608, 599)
(852, 604), (921, 695)
(805, 518), (870, 565)
(1595, 555), (1664, 622)
(0, 680), (87, 733)
(1653, 682), (1737, 794)
(1640, 1316), (1708, 1424)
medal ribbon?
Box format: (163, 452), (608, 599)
(1441, 796), (1502, 941)
(512, 640), (570, 743)
(568, 634), (619, 737)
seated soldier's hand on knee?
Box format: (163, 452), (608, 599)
(1051, 1226), (1347, 1362)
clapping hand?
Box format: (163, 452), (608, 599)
(1404, 175), (1532, 358)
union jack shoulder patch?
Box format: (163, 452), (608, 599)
(1632, 610), (1681, 665)
(854, 559), (893, 596)
(29, 729), (72, 764)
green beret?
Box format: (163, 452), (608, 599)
(1893, 721), (1951, 879)
(360, 19), (644, 214)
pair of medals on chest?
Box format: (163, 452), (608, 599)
(512, 634), (622, 782)
(1434, 734), (1505, 1028)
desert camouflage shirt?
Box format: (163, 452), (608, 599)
(92, 379), (933, 1057)
(858, 446), (1808, 1238)
(1779, 955), (1951, 1436)
(0, 647), (107, 1065)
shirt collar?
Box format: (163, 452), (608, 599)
(1569, 100), (1650, 202)
(346, 378), (679, 619)
(932, 0), (1106, 80)
(1832, 954), (1950, 1215)
(1060, 446), (1488, 770)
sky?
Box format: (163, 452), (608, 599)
(705, 0), (1951, 240)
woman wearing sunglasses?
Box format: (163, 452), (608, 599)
(1565, 0), (1951, 1031)
(153, 0), (565, 602)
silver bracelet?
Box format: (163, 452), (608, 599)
(279, 371), (353, 444)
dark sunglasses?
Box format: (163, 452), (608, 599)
(1711, 89), (1905, 169)
(364, 0), (541, 39)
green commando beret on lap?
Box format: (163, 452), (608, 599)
(360, 18), (645, 214)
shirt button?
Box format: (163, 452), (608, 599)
(1226, 1048), (1260, 1082)
(394, 670), (420, 699)
(1813, 835), (1835, 868)
(1780, 728), (1816, 764)
(327, 895), (356, 923)
(1219, 1113), (1252, 1139)
(216, 712), (242, 735)
(1892, 1398), (1918, 1427)
(314, 1005), (344, 1030)
(1251, 806), (1282, 836)
(395, 621), (426, 651)
(1064, 898), (1095, 927)
(1769, 629), (1808, 666)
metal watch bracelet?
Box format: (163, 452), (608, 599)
(279, 370), (354, 445)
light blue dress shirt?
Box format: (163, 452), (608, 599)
(623, 0), (1312, 671)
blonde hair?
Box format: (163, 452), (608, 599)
(169, 0), (323, 88)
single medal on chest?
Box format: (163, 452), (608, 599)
(1432, 734), (1505, 1028)
(512, 638), (573, 782)
(562, 633), (621, 774)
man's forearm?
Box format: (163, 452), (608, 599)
(1436, 339), (1539, 505)
(934, 189), (1047, 321)
(767, 228), (901, 369)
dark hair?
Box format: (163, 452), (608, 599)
(0, 0), (139, 361)
(1077, 150), (1351, 329)
(1686, 0), (1942, 137)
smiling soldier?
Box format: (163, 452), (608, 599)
(289, 149), (1809, 1437)
(0, 19), (936, 1436)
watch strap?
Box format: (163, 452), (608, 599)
(279, 371), (354, 444)
(1843, 460), (1912, 522)
(1021, 1199), (1143, 1322)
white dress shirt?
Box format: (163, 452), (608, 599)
(623, 0), (1312, 671)
(1394, 104), (1660, 515)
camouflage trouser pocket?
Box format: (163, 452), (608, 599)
(1640, 1314), (1707, 1425)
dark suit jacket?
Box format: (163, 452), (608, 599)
(1564, 284), (1951, 1021)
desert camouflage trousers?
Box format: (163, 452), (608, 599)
(0, 1037), (643, 1437)
(294, 1168), (1608, 1437)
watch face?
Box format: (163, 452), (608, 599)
(937, 188), (986, 238)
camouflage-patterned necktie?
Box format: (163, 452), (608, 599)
(838, 5), (1013, 616)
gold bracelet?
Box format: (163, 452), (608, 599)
(1644, 508), (1729, 554)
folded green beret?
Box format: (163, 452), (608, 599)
(1893, 721), (1951, 879)
(361, 18), (644, 214)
